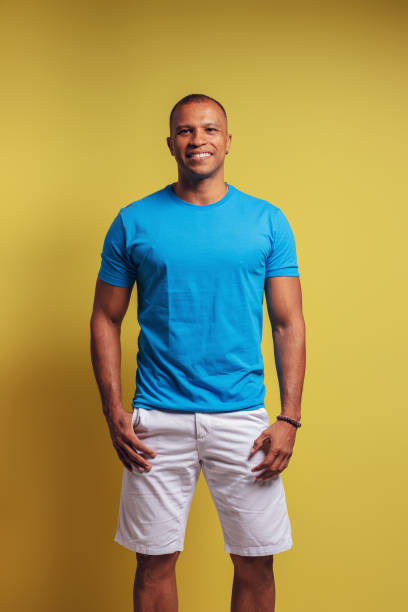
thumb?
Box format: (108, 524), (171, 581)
(249, 437), (262, 455)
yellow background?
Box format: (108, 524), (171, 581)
(1, 1), (407, 610)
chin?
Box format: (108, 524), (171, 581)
(189, 169), (217, 180)
(184, 163), (220, 179)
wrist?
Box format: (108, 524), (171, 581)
(280, 407), (301, 422)
(102, 402), (125, 421)
(276, 413), (302, 429)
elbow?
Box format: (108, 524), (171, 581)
(272, 314), (306, 336)
(90, 309), (123, 330)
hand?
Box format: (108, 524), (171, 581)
(107, 409), (157, 474)
(248, 420), (296, 481)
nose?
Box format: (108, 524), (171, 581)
(189, 128), (207, 147)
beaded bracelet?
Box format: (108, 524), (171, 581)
(276, 414), (302, 429)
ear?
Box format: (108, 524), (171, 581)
(226, 133), (232, 154)
(167, 136), (174, 156)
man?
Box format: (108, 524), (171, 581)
(90, 93), (306, 612)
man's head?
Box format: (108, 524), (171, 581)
(167, 94), (231, 181)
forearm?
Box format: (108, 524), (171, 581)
(272, 316), (306, 421)
(90, 312), (124, 422)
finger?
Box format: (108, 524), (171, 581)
(129, 452), (153, 471)
(123, 435), (157, 463)
(268, 451), (285, 473)
(251, 445), (281, 472)
(248, 436), (267, 459)
(117, 442), (152, 471)
(128, 449), (153, 471)
(267, 451), (290, 475)
(255, 465), (282, 481)
(255, 455), (288, 480)
(274, 455), (289, 473)
(251, 462), (267, 472)
(251, 455), (274, 472)
(256, 470), (280, 481)
(129, 434), (157, 458)
(116, 447), (134, 473)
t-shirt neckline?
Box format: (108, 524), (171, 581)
(165, 182), (235, 210)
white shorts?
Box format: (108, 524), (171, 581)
(114, 406), (293, 556)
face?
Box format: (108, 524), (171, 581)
(167, 101), (232, 179)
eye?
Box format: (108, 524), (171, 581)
(178, 129), (190, 134)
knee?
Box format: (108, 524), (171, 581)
(230, 554), (274, 582)
(136, 551), (180, 584)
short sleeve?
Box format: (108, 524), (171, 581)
(97, 212), (137, 287)
(265, 208), (300, 278)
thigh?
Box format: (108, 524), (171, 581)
(114, 407), (200, 554)
(201, 408), (293, 556)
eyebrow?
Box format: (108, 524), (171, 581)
(175, 122), (220, 130)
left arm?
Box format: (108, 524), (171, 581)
(250, 276), (306, 480)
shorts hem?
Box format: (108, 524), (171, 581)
(114, 534), (184, 554)
(224, 538), (293, 556)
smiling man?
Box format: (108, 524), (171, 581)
(90, 93), (306, 612)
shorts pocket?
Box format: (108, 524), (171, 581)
(132, 406), (150, 434)
(132, 407), (142, 430)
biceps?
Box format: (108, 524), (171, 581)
(264, 277), (303, 327)
(91, 278), (134, 324)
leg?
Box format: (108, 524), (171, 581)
(230, 554), (275, 612)
(114, 407), (200, 553)
(199, 408), (293, 557)
(134, 551), (180, 612)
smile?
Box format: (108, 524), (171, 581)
(187, 152), (212, 159)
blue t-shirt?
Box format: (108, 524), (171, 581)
(97, 183), (300, 413)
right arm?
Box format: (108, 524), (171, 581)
(90, 278), (156, 472)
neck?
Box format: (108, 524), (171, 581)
(172, 172), (228, 205)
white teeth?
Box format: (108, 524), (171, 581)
(190, 152), (211, 158)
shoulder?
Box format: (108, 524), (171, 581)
(118, 185), (168, 222)
(231, 184), (284, 218)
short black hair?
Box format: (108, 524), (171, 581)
(169, 93), (228, 132)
